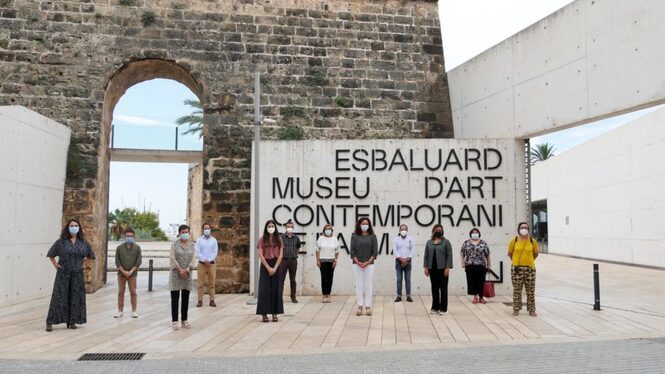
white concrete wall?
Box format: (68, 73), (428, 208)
(251, 138), (525, 296)
(531, 107), (665, 266)
(0, 106), (71, 307)
(449, 0), (665, 139)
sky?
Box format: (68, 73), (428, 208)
(110, 0), (648, 232)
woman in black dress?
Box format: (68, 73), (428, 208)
(45, 219), (95, 331)
(256, 220), (284, 322)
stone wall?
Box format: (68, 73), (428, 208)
(0, 0), (452, 293)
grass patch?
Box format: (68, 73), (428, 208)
(277, 126), (305, 140)
(141, 10), (156, 26)
(335, 96), (353, 108)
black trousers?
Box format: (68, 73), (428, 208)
(280, 258), (298, 299)
(429, 268), (449, 312)
(465, 265), (486, 297)
(320, 261), (335, 295)
(170, 289), (190, 322)
(256, 258), (284, 315)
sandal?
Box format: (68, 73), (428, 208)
(356, 306), (363, 316)
(479, 298), (487, 304)
(181, 321), (191, 329)
(272, 315), (279, 322)
(472, 296), (478, 304)
(322, 296), (326, 303)
(262, 315), (269, 323)
(172, 322), (180, 330)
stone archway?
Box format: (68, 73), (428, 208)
(91, 59), (205, 291)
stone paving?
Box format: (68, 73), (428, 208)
(1, 337), (665, 373)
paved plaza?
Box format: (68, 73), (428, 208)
(1, 254), (664, 372)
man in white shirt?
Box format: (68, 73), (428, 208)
(195, 223), (219, 307)
(393, 224), (415, 302)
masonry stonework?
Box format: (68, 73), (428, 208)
(0, 0), (452, 293)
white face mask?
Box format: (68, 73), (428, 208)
(519, 228), (529, 236)
(203, 229), (211, 237)
(285, 227), (294, 234)
(360, 224), (369, 232)
(324, 229), (332, 236)
(267, 227), (275, 234)
(470, 233), (480, 240)
(400, 230), (407, 237)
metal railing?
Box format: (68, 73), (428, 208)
(110, 124), (202, 151)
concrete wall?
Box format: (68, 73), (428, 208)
(0, 106), (71, 307)
(449, 0), (665, 139)
(251, 138), (526, 296)
(531, 107), (665, 266)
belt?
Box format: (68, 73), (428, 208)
(199, 261), (215, 264)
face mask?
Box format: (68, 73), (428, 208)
(360, 224), (369, 232)
(470, 233), (480, 240)
(285, 227), (294, 234)
(68, 226), (79, 235)
(203, 229), (211, 236)
(519, 228), (529, 236)
(324, 229), (332, 236)
(180, 233), (190, 240)
(400, 230), (407, 237)
(126, 237), (135, 244)
(433, 231), (443, 238)
(267, 227), (275, 234)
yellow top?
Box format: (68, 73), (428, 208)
(507, 237), (538, 268)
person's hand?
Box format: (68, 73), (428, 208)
(317, 260), (321, 268)
(332, 260), (337, 269)
(54, 264), (63, 270)
(461, 263), (466, 268)
(444, 268), (450, 277)
(424, 268), (429, 277)
(268, 267), (277, 276)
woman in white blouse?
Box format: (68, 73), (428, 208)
(316, 224), (340, 303)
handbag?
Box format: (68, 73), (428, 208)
(483, 274), (496, 298)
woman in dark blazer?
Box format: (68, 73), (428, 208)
(423, 224), (453, 315)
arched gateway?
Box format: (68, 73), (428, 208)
(0, 0), (452, 292)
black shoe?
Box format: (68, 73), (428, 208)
(406, 296), (413, 302)
(67, 323), (77, 329)
(291, 297), (298, 303)
(394, 296), (402, 302)
(46, 323), (52, 332)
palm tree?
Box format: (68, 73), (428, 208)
(530, 142), (556, 164)
(175, 99), (203, 138)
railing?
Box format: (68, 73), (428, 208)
(110, 124), (203, 151)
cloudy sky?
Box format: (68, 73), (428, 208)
(110, 0), (651, 232)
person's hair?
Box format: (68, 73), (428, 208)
(61, 219), (85, 241)
(178, 224), (190, 235)
(399, 224), (408, 231)
(354, 217), (374, 235)
(262, 220), (282, 247)
(517, 221), (529, 234)
(431, 224), (444, 240)
(202, 223), (212, 229)
(285, 220), (294, 228)
(469, 227), (481, 238)
(125, 227), (135, 235)
(322, 224), (333, 234)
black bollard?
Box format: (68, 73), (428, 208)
(593, 263), (600, 310)
(148, 259), (154, 292)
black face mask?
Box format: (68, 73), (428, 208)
(433, 231), (443, 238)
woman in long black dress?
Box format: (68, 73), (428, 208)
(256, 220), (284, 322)
(45, 219), (95, 331)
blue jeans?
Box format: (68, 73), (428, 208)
(395, 259), (412, 296)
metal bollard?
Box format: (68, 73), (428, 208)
(148, 259), (154, 292)
(593, 263), (601, 310)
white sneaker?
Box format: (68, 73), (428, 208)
(114, 312), (123, 318)
(131, 312), (138, 318)
(441, 311), (449, 315)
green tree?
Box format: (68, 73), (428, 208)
(108, 207), (167, 241)
(530, 142), (556, 164)
(175, 99), (203, 138)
